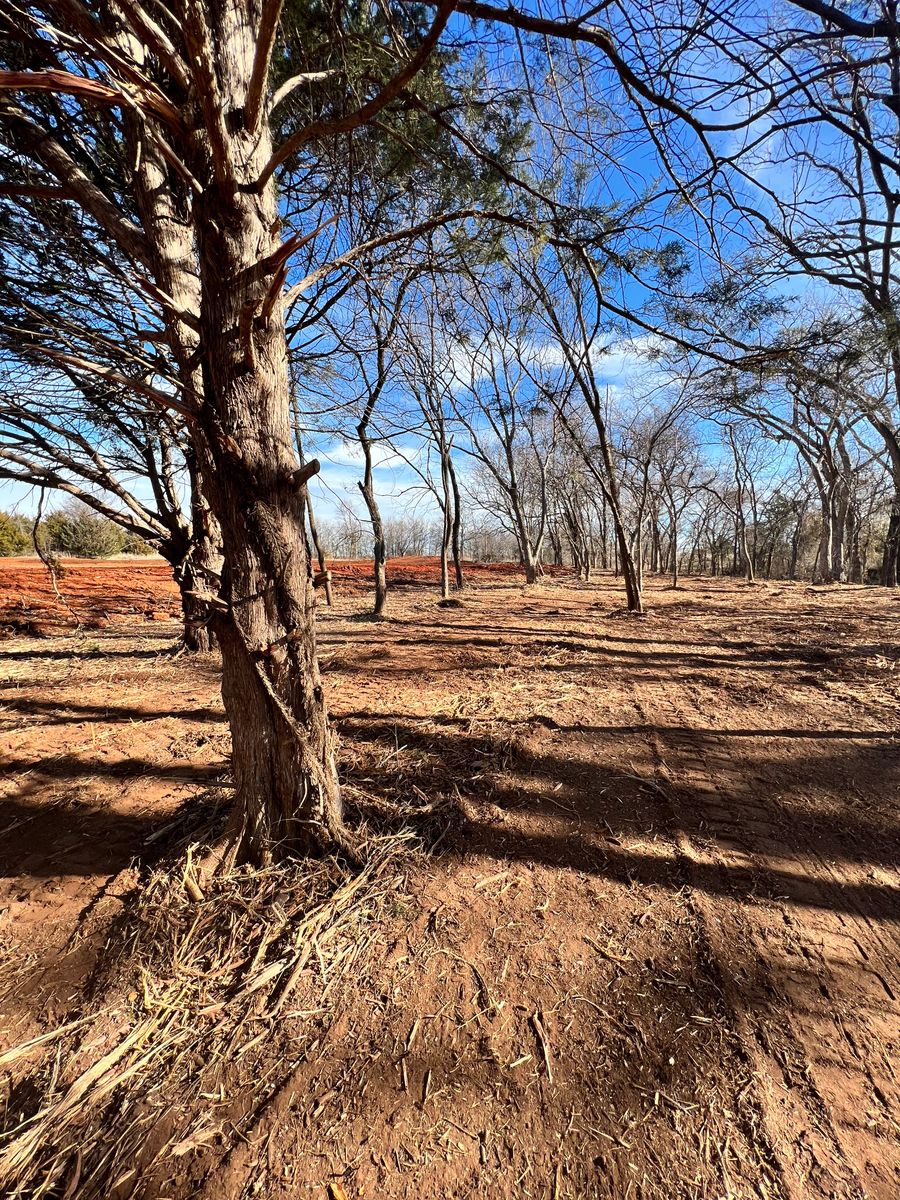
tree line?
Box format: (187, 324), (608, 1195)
(0, 500), (155, 558)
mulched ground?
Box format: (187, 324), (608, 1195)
(0, 564), (897, 1199)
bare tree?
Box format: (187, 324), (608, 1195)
(516, 250), (644, 609)
(436, 273), (554, 584)
(0, 361), (223, 647)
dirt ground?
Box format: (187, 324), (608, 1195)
(0, 555), (542, 630)
(0, 560), (898, 1199)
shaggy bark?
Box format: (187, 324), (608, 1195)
(185, 78), (343, 859)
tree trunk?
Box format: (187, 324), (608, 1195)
(158, 463), (222, 652)
(304, 490), (333, 606)
(129, 98), (223, 651)
(448, 454), (465, 590)
(189, 51), (343, 863)
(881, 357), (900, 587)
(788, 505), (804, 580)
(670, 516), (679, 589)
(522, 542), (539, 584)
(739, 518), (755, 584)
(439, 537), (450, 599)
(160, 532), (216, 652)
(831, 488), (847, 582)
(358, 469), (388, 618)
(816, 498), (834, 582)
(293, 429), (333, 607)
(183, 454), (223, 650)
(179, 529), (222, 651)
(593, 416), (641, 610)
(438, 448), (454, 600)
(179, 582), (216, 652)
(550, 521), (564, 568)
(847, 503), (863, 584)
(883, 496), (900, 587)
(611, 514), (642, 611)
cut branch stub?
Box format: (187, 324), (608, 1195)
(289, 458), (320, 488)
(184, 588), (228, 613)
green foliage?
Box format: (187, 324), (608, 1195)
(41, 503), (126, 558)
(121, 532), (156, 556)
(274, 0), (533, 238)
(0, 510), (31, 556)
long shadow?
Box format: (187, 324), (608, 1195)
(0, 774), (226, 881)
(1, 697), (225, 726)
(1, 756), (225, 857)
(0, 645), (179, 662)
(2, 754), (224, 785)
(338, 710), (899, 741)
(2, 706), (896, 919)
(3, 670), (896, 910)
(336, 714), (900, 915)
(322, 627), (856, 671)
(322, 617), (899, 680)
(325, 654), (843, 682)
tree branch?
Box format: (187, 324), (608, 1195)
(0, 68), (182, 128)
(260, 0), (455, 186)
(245, 0), (285, 131)
(0, 104), (153, 269)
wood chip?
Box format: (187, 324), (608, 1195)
(530, 1011), (553, 1084)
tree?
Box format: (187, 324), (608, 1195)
(395, 277), (468, 598)
(517, 249), (645, 610)
(441, 271), (554, 585)
(318, 273), (416, 619)
(0, 0), (518, 862)
(41, 500), (125, 557)
(0, 360), (223, 647)
(0, 509), (29, 555)
(721, 362), (868, 583)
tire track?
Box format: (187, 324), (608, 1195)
(628, 687), (900, 1199)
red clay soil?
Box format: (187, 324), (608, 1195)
(0, 555), (546, 630)
(0, 566), (898, 1200)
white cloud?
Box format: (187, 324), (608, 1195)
(316, 438), (426, 472)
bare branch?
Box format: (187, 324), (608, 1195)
(245, 0), (285, 131)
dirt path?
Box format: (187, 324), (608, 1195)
(276, 577), (899, 1200)
(633, 683), (900, 1198)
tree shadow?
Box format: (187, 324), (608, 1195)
(335, 713), (900, 917)
(1, 696), (225, 727)
(0, 759), (226, 879)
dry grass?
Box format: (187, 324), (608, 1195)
(0, 826), (413, 1199)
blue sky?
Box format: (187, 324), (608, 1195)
(0, 1), (872, 533)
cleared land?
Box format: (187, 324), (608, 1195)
(0, 559), (898, 1199)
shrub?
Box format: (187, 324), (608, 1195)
(42, 503), (126, 558)
(0, 511), (31, 556)
(121, 532), (157, 555)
